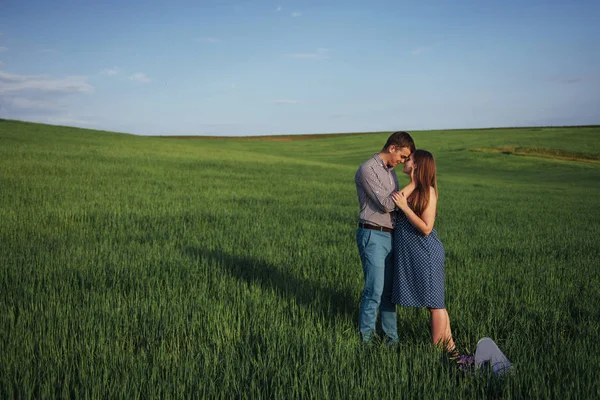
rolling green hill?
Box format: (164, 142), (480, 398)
(1, 119), (599, 398)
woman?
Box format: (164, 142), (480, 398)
(391, 150), (459, 355)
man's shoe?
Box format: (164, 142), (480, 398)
(384, 336), (399, 348)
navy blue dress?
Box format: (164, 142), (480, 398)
(391, 211), (446, 309)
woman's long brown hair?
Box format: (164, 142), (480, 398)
(408, 150), (438, 217)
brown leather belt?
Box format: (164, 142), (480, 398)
(358, 222), (393, 233)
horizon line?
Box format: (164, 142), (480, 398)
(1, 118), (599, 139)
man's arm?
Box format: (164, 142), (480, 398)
(356, 164), (396, 213)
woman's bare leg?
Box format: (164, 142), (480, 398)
(429, 308), (455, 352)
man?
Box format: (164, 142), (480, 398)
(355, 131), (415, 344)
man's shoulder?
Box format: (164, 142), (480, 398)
(356, 158), (374, 179)
(356, 157), (383, 187)
(357, 156), (377, 171)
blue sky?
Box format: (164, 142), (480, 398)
(0, 0), (599, 136)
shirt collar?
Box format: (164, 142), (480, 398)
(373, 153), (392, 172)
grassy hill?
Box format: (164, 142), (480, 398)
(1, 118), (599, 398)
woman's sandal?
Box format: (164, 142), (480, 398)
(447, 347), (475, 372)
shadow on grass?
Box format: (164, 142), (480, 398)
(184, 246), (357, 322)
(182, 246), (421, 343)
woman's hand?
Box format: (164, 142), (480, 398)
(392, 191), (408, 210)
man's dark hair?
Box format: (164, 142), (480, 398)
(383, 131), (415, 153)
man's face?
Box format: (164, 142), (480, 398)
(388, 146), (412, 167)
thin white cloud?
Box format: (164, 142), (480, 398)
(292, 11), (302, 17)
(0, 61), (3, 67)
(129, 72), (151, 83)
(276, 6), (282, 12)
(0, 47), (8, 53)
(411, 47), (428, 55)
(0, 69), (94, 126)
(10, 97), (61, 110)
(0, 71), (44, 83)
(0, 71), (93, 94)
(290, 48), (330, 60)
(101, 67), (120, 76)
(274, 99), (298, 104)
(40, 49), (60, 54)
(197, 37), (222, 43)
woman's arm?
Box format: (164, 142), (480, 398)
(398, 181), (416, 199)
(392, 186), (437, 236)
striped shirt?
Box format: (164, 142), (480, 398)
(355, 154), (399, 229)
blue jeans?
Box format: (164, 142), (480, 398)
(357, 227), (398, 342)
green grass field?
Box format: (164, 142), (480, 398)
(1, 119), (599, 398)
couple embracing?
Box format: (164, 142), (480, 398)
(355, 131), (456, 354)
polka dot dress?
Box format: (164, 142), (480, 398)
(392, 211), (446, 309)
